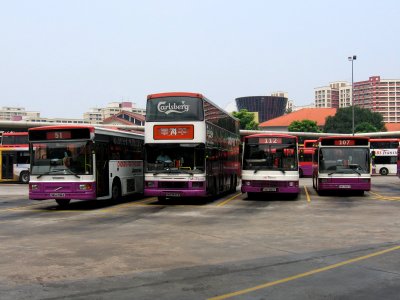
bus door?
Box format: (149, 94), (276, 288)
(1, 151), (15, 180)
(94, 142), (110, 197)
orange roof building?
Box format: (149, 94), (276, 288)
(259, 108), (337, 131)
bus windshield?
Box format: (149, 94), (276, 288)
(319, 147), (370, 174)
(243, 143), (298, 172)
(146, 97), (204, 122)
(31, 141), (93, 176)
(145, 143), (205, 174)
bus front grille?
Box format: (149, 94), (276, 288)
(158, 181), (189, 189)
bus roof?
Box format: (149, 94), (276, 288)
(28, 125), (143, 138)
(370, 138), (399, 142)
(244, 133), (298, 140)
(317, 136), (369, 141)
(147, 92), (204, 99)
(2, 132), (28, 136)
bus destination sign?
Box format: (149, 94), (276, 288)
(46, 131), (72, 140)
(153, 125), (194, 140)
(259, 137), (282, 144)
(333, 139), (356, 146)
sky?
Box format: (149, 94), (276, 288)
(1, 0), (399, 118)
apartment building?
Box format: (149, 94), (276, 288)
(83, 101), (146, 123)
(0, 106), (40, 121)
(354, 76), (400, 123)
(314, 81), (350, 108)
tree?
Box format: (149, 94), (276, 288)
(288, 119), (321, 132)
(232, 109), (259, 130)
(324, 106), (385, 133)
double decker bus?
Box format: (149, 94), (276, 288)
(144, 92), (240, 202)
(299, 139), (317, 178)
(241, 134), (300, 198)
(29, 125), (144, 206)
(312, 136), (371, 194)
(370, 138), (398, 175)
(0, 132), (30, 183)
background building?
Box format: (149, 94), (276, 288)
(354, 76), (400, 123)
(314, 81), (350, 108)
(83, 101), (146, 123)
(235, 95), (287, 123)
(0, 106), (40, 121)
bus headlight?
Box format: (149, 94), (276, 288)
(243, 181), (251, 186)
(191, 181), (204, 188)
(145, 181), (155, 187)
(79, 184), (92, 190)
(30, 184), (39, 190)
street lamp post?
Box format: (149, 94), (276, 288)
(348, 55), (357, 135)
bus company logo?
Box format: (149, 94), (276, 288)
(157, 101), (190, 115)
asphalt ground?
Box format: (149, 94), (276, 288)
(0, 176), (399, 299)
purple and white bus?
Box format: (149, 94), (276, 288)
(241, 133), (300, 198)
(312, 136), (371, 194)
(144, 92), (240, 202)
(29, 125), (144, 206)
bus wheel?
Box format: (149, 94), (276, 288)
(299, 169), (303, 178)
(20, 171), (30, 184)
(247, 192), (256, 199)
(56, 199), (70, 207)
(380, 168), (389, 176)
(158, 196), (167, 204)
(111, 180), (122, 202)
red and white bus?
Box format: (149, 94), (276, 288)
(299, 139), (317, 177)
(29, 125), (144, 206)
(144, 92), (240, 202)
(312, 136), (371, 194)
(0, 132), (30, 183)
(370, 138), (398, 175)
(241, 133), (300, 198)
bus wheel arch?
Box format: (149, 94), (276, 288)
(380, 167), (389, 176)
(111, 177), (122, 201)
(20, 171), (30, 184)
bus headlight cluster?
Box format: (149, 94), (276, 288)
(288, 181), (298, 187)
(145, 181), (155, 187)
(243, 181), (251, 186)
(30, 184), (39, 190)
(191, 181), (204, 188)
(79, 184), (92, 190)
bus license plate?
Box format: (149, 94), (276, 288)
(166, 192), (181, 197)
(263, 187), (277, 192)
(339, 185), (351, 189)
(50, 193), (65, 197)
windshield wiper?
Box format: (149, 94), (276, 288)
(153, 169), (192, 176)
(37, 169), (80, 178)
(277, 168), (286, 174)
(37, 169), (64, 178)
(65, 169), (81, 178)
(253, 166), (263, 174)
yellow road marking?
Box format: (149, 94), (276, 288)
(304, 186), (311, 203)
(0, 202), (48, 212)
(369, 191), (400, 201)
(216, 192), (242, 207)
(208, 244), (400, 300)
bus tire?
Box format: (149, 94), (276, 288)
(380, 168), (389, 176)
(158, 196), (167, 203)
(56, 199), (70, 207)
(20, 171), (30, 184)
(247, 192), (256, 199)
(111, 179), (122, 202)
